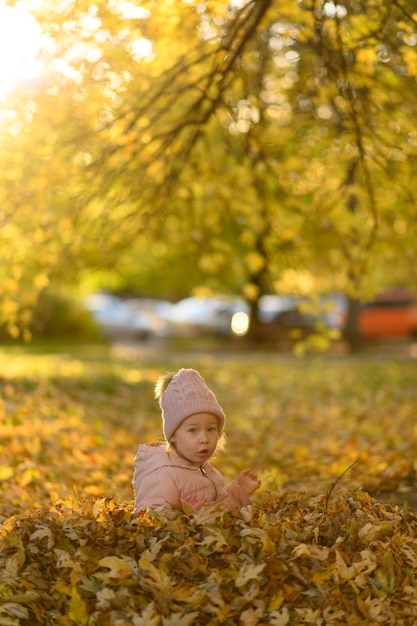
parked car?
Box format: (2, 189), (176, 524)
(124, 298), (173, 337)
(257, 295), (300, 324)
(166, 296), (250, 337)
(256, 295), (314, 340)
(257, 293), (347, 338)
(84, 293), (154, 341)
(359, 287), (417, 340)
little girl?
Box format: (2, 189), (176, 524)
(133, 368), (260, 515)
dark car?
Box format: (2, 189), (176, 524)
(257, 294), (346, 340)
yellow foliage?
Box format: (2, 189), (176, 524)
(34, 274), (50, 290)
(244, 251), (265, 274)
(243, 282), (260, 301)
(401, 46), (417, 76)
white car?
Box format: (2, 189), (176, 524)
(166, 296), (250, 337)
(84, 293), (153, 341)
(124, 298), (173, 337)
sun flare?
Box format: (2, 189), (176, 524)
(0, 3), (43, 99)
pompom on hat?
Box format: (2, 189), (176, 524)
(157, 368), (226, 441)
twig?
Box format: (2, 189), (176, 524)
(325, 459), (359, 513)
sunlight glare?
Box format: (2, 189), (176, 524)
(0, 3), (43, 99)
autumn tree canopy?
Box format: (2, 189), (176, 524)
(1, 0), (417, 338)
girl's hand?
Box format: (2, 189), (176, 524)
(237, 468), (261, 495)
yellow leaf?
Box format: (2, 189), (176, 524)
(55, 549), (82, 573)
(240, 527), (276, 554)
(95, 588), (115, 610)
(268, 589), (284, 611)
(130, 601), (160, 626)
(52, 580), (72, 596)
(92, 496), (107, 519)
(200, 526), (228, 551)
(0, 466), (13, 480)
(138, 558), (174, 593)
(29, 526), (55, 550)
(4, 547), (25, 580)
(0, 603), (29, 620)
(292, 543), (330, 561)
(294, 607), (322, 624)
(239, 607), (258, 626)
(97, 555), (138, 579)
(235, 562), (265, 588)
(334, 549), (351, 580)
(68, 586), (88, 626)
(311, 568), (334, 586)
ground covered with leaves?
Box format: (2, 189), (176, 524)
(1, 343), (417, 624)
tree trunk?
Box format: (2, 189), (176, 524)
(344, 296), (363, 353)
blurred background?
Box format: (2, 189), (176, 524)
(0, 0), (417, 355)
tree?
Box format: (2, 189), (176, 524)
(1, 0), (417, 348)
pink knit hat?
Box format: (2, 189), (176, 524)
(159, 368), (226, 441)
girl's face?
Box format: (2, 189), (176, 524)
(170, 412), (220, 465)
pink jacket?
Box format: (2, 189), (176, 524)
(133, 443), (252, 514)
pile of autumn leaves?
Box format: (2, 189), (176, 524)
(1, 490), (417, 625)
(2, 348), (417, 625)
